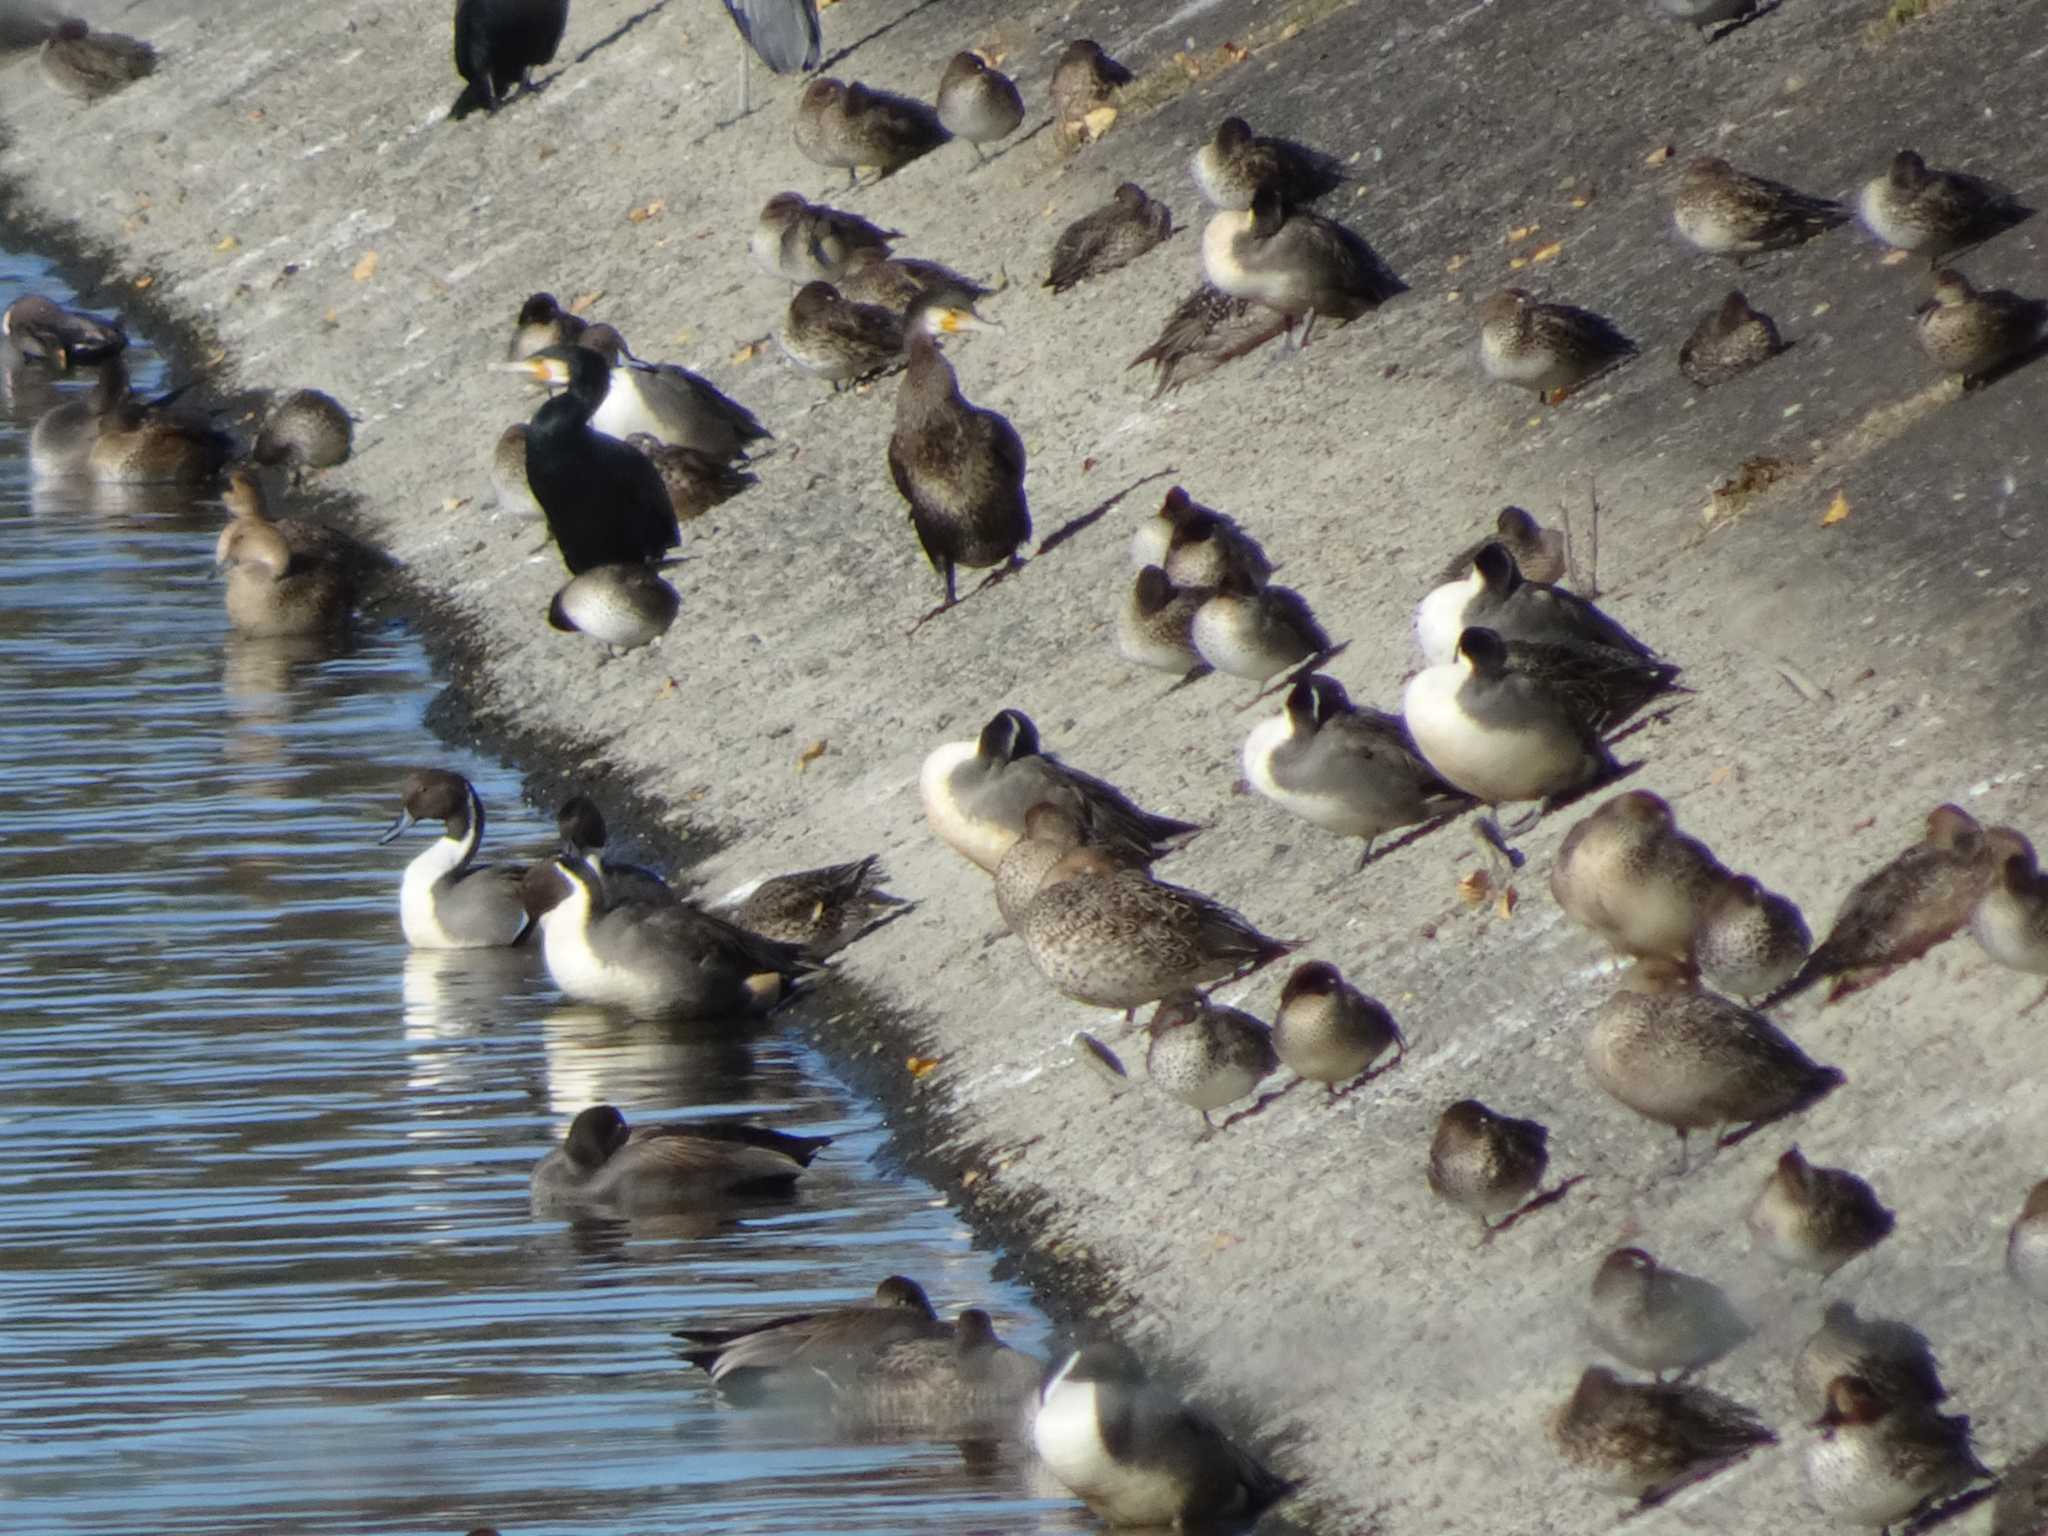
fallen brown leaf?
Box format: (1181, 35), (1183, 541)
(1081, 104), (1117, 138)
(627, 198), (666, 223)
(351, 250), (379, 283)
(1458, 869), (1493, 907)
(1507, 223), (1539, 244)
(731, 341), (760, 364)
(1644, 144), (1672, 166)
(907, 1055), (941, 1078)
(1820, 490), (1851, 527)
(132, 274), (154, 290)
(215, 234), (239, 252)
(570, 290), (603, 315)
(797, 739), (828, 770)
(1445, 251), (1468, 272)
(1530, 240), (1564, 263)
(1497, 886), (1519, 920)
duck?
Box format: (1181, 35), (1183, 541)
(506, 292), (586, 361)
(675, 1275), (949, 1403)
(547, 563), (680, 655)
(1747, 1146), (1895, 1276)
(1650, 0), (1759, 32)
(1550, 1366), (1775, 1504)
(1585, 959), (1845, 1170)
(521, 858), (816, 1017)
(994, 804), (1098, 933)
(1127, 281), (1291, 397)
(1243, 673), (1472, 865)
(711, 855), (909, 958)
(1476, 287), (1636, 401)
(1694, 875), (1812, 1001)
(1435, 505), (1569, 588)
(28, 355), (132, 477)
(1017, 849), (1297, 1016)
(1857, 150), (2030, 262)
(1116, 565), (1209, 678)
(38, 16), (155, 101)
(2009, 1179), (2048, 1302)
(1970, 830), (2048, 1000)
(1033, 1341), (1290, 1529)
(1191, 571), (1330, 687)
(1143, 995), (1278, 1135)
(214, 517), (355, 638)
(920, 707), (1199, 873)
(252, 388), (353, 481)
(574, 324), (770, 461)
(554, 794), (675, 909)
(1202, 185), (1400, 347)
(1915, 268), (2047, 384)
(86, 389), (232, 485)
(1679, 290), (1786, 387)
(1191, 116), (1342, 210)
(1048, 39), (1130, 156)
(1271, 961), (1404, 1093)
(935, 51), (1023, 161)
(1805, 1375), (1991, 1532)
(450, 0), (567, 118)
(794, 78), (949, 186)
(379, 769), (532, 949)
(1045, 183), (1175, 295)
(1587, 1248), (1751, 1381)
(750, 192), (901, 285)
(1761, 804), (1996, 1008)
(1550, 790), (1727, 962)
(490, 423), (540, 515)
(1414, 539), (1657, 668)
(1426, 1098), (1552, 1238)
(889, 330), (1030, 618)
(1, 292), (125, 367)
(1794, 1302), (1949, 1419)
(1673, 156), (1849, 258)
(499, 344), (679, 574)
(777, 283), (994, 391)
(836, 248), (991, 315)
(625, 433), (757, 521)
(820, 1307), (1042, 1436)
(530, 1104), (831, 1215)
(1128, 484), (1270, 579)
(217, 464), (382, 583)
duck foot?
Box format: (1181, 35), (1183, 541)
(1481, 1174), (1588, 1244)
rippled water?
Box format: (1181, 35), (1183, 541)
(0, 252), (1071, 1535)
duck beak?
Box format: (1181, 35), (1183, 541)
(378, 809), (417, 845)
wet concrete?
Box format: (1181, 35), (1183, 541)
(4, 0), (2046, 1529)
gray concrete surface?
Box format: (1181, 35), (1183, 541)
(5, 0), (2046, 1529)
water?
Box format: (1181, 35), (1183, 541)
(0, 252), (1074, 1536)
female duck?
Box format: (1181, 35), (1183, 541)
(215, 516), (355, 638)
(531, 1103), (831, 1215)
(379, 768), (532, 949)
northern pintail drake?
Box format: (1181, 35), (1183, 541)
(2009, 1179), (2048, 1302)
(1673, 156), (1848, 258)
(626, 433), (757, 521)
(1, 292), (125, 368)
(713, 855), (909, 958)
(1436, 505), (1568, 588)
(836, 248), (991, 315)
(1585, 958), (1844, 1170)
(1017, 849), (1297, 1015)
(675, 1276), (947, 1403)
(1191, 116), (1342, 210)
(1761, 804), (1995, 1008)
(490, 423), (541, 516)
(1127, 281), (1290, 397)
(1202, 185), (1401, 346)
(1587, 1248), (1750, 1381)
(507, 292), (586, 361)
(920, 707), (1199, 873)
(1680, 290), (1785, 387)
(450, 0), (567, 119)
(1415, 539), (1656, 666)
(1143, 994), (1277, 1134)
(214, 511), (356, 638)
(1243, 673), (1471, 865)
(751, 192), (901, 285)
(253, 388), (353, 481)
(1794, 1302), (1948, 1419)
(1551, 1366), (1775, 1504)
(1747, 1146), (1894, 1276)
(554, 794), (675, 909)
(1033, 1341), (1290, 1529)
(1805, 1375), (1991, 1532)
(1116, 565), (1208, 678)
(935, 51), (1023, 161)
(520, 858), (816, 1017)
(1190, 571), (1331, 685)
(1129, 484), (1269, 581)
(1477, 287), (1636, 401)
(500, 344), (679, 574)
(1651, 0), (1759, 32)
(890, 331), (1030, 619)
(39, 17), (155, 101)
(380, 769), (532, 949)
(794, 78), (949, 186)
(1045, 183), (1175, 295)
(1550, 790), (1727, 962)
(1857, 150), (2030, 262)
(1426, 1098), (1552, 1238)
(574, 324), (771, 461)
(1048, 40), (1130, 156)
(1271, 960), (1403, 1093)
(1915, 268), (2047, 384)
(777, 283), (994, 390)
(530, 1103), (831, 1215)
(1694, 875), (1811, 1001)
(821, 1306), (1041, 1436)
(87, 389), (232, 486)
(549, 563), (679, 654)
(28, 356), (129, 477)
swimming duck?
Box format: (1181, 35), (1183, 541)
(547, 563), (680, 655)
(38, 16), (154, 100)
(530, 1103), (831, 1215)
(1550, 791), (1728, 961)
(28, 354), (130, 477)
(1679, 290), (1785, 387)
(1017, 849), (1296, 1015)
(1551, 1366), (1775, 1504)
(1202, 185), (1400, 347)
(1126, 282), (1290, 397)
(1045, 183), (1175, 295)
(1243, 673), (1472, 866)
(1761, 804), (1995, 1008)
(215, 516), (356, 639)
(625, 433), (757, 521)
(794, 78), (949, 186)
(1806, 1375), (1991, 1532)
(1674, 156), (1849, 259)
(1191, 116), (1342, 211)
(1143, 994), (1278, 1135)
(1033, 1341), (1290, 1529)
(1129, 484), (1270, 580)
(1588, 1248), (1750, 1381)
(554, 794), (675, 909)
(1747, 1146), (1895, 1276)
(920, 707), (1199, 873)
(675, 1275), (948, 1403)
(1271, 960), (1404, 1093)
(1048, 39), (1130, 156)
(1857, 150), (2030, 263)
(1477, 288), (1636, 401)
(1694, 875), (1812, 1001)
(1914, 268), (2047, 384)
(2009, 1179), (2048, 1302)
(994, 804), (1101, 933)
(889, 330), (1030, 619)
(87, 388), (232, 485)
(751, 192), (901, 285)
(713, 855), (909, 958)
(821, 1307), (1042, 1436)
(1415, 540), (1657, 668)
(1190, 571), (1331, 687)
(1435, 505), (1569, 588)
(1427, 1099), (1553, 1238)
(1585, 958), (1844, 1170)
(778, 283), (994, 390)
(935, 51), (1023, 161)
(1794, 1302), (1949, 1419)
(1, 292), (125, 367)
(1116, 565), (1210, 678)
(450, 0), (567, 118)
(252, 388), (353, 481)
(574, 324), (770, 461)
(520, 858), (815, 1017)
(500, 344), (679, 574)
(380, 769), (532, 949)
(507, 291), (586, 361)
(835, 248), (991, 314)
(218, 465), (384, 584)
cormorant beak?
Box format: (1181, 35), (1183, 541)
(378, 809), (417, 846)
(495, 356), (570, 386)
(933, 306), (1003, 335)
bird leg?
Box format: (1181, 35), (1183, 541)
(1670, 1128), (1691, 1177)
(2023, 980), (2048, 1015)
(1224, 1083), (1295, 1127)
(1484, 1174), (1589, 1242)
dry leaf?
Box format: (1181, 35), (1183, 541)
(1445, 251), (1468, 272)
(731, 341), (760, 364)
(1530, 240), (1564, 263)
(627, 198), (666, 223)
(1569, 189), (1596, 209)
(907, 1055), (941, 1078)
(1221, 40), (1249, 62)
(1458, 869), (1493, 907)
(960, 1168), (982, 1187)
(1508, 256), (1528, 271)
(797, 739), (828, 770)
(1644, 144), (1673, 166)
(132, 274), (154, 290)
(1507, 224), (1539, 244)
(205, 347), (228, 366)
(215, 235), (239, 252)
(1082, 104), (1118, 138)
(569, 291), (602, 315)
(1880, 249), (1911, 266)
(441, 496), (472, 512)
(351, 250), (379, 283)
(1081, 456), (1097, 473)
(1497, 886), (1519, 920)
(1709, 763), (1734, 785)
(1821, 490), (1851, 527)
(1173, 49), (1199, 76)
(537, 143), (557, 161)
(1279, 20), (1302, 38)
(1213, 1231), (1242, 1251)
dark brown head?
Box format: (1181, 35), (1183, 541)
(577, 323), (628, 365)
(800, 78), (846, 116)
(1888, 149), (1931, 191)
(760, 191), (807, 226)
(1280, 960), (1345, 1007)
(1715, 289), (1758, 331)
(1214, 116), (1253, 154)
(953, 1308), (1000, 1352)
(1606, 789), (1677, 832)
(1145, 994), (1204, 1038)
(789, 281), (841, 322)
(1496, 505), (1539, 542)
(977, 708), (1039, 765)
(1455, 626), (1510, 677)
(1132, 564), (1176, 615)
(1248, 182), (1288, 238)
(518, 292), (566, 327)
(940, 51), (990, 91)
(56, 18), (89, 43)
(556, 794), (608, 857)
(1472, 540), (1524, 595)
(1923, 803), (1981, 852)
(1593, 1246), (1656, 1297)
(874, 1275), (937, 1317)
(2019, 1178), (2048, 1224)
(381, 769), (479, 844)
(1112, 181), (1149, 211)
(563, 1104), (631, 1170)
(1477, 288), (1529, 329)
